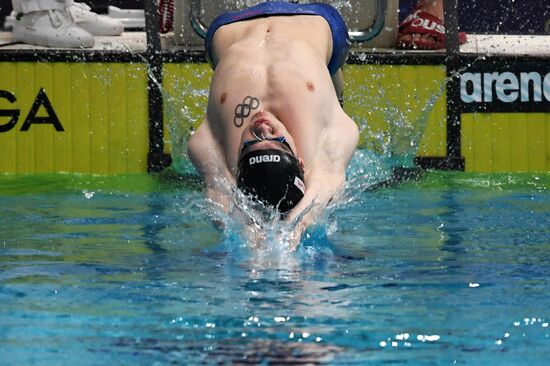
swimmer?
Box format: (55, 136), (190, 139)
(187, 1), (359, 247)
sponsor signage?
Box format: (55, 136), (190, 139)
(459, 58), (550, 113)
(0, 88), (64, 132)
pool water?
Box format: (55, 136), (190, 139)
(0, 163), (548, 365)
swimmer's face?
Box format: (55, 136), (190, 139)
(239, 111), (300, 158)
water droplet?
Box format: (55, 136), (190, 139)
(83, 190), (94, 199)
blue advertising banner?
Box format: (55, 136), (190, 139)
(459, 57), (550, 113)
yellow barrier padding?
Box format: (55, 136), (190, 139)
(2, 60), (548, 174)
(0, 62), (149, 174)
(462, 113), (549, 172)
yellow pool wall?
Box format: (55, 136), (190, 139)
(1, 61), (548, 174)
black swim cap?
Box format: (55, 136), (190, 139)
(237, 149), (305, 213)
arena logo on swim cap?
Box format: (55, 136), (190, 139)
(249, 155), (281, 165)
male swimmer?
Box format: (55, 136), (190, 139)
(187, 1), (359, 246)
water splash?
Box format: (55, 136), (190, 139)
(347, 68), (445, 160)
(164, 73), (209, 174)
(164, 70), (445, 250)
(123, 48), (209, 175)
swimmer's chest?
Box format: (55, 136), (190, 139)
(209, 58), (333, 132)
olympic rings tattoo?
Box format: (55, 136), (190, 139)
(234, 96), (260, 127)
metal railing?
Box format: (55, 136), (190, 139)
(189, 0), (388, 42)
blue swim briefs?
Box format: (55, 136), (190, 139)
(205, 1), (350, 75)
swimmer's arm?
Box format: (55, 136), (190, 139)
(286, 113), (359, 249)
(284, 173), (345, 250)
(187, 118), (233, 212)
(331, 68), (344, 106)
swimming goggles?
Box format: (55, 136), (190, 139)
(241, 136), (294, 155)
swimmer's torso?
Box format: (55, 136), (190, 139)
(204, 15), (354, 172)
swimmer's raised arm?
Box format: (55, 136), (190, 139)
(331, 68), (345, 106)
(187, 117), (233, 212)
(283, 173), (344, 249)
(284, 113), (359, 249)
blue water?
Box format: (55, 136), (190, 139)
(0, 168), (548, 365)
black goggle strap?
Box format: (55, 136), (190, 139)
(241, 136), (294, 155)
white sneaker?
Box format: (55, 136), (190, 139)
(12, 9), (94, 48)
(67, 3), (124, 36)
(3, 11), (15, 29)
(107, 6), (145, 29)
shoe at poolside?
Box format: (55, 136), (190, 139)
(158, 0), (174, 33)
(11, 9), (94, 48)
(5, 6), (140, 31)
(107, 6), (145, 29)
(397, 8), (466, 50)
(67, 2), (124, 36)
